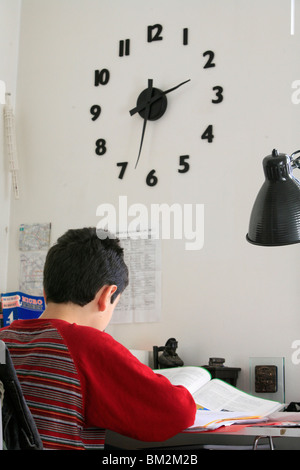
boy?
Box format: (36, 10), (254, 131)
(0, 227), (196, 450)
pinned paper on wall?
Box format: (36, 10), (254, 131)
(19, 223), (51, 251)
(111, 230), (161, 324)
(18, 223), (51, 296)
(19, 251), (47, 296)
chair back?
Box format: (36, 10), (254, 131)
(0, 340), (43, 450)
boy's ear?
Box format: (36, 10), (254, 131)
(97, 285), (117, 311)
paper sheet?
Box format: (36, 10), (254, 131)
(19, 252), (47, 296)
(187, 410), (267, 431)
(112, 230), (161, 323)
(18, 223), (51, 295)
(19, 223), (51, 251)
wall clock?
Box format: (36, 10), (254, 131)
(90, 23), (224, 187)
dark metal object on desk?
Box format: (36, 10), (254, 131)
(153, 338), (184, 369)
(208, 357), (225, 367)
(202, 358), (241, 386)
(255, 365), (278, 393)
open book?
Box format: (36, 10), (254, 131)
(155, 366), (284, 430)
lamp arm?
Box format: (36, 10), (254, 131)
(290, 150), (300, 169)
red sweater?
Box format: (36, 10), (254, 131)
(0, 319), (196, 450)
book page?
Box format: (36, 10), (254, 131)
(188, 410), (267, 430)
(155, 367), (211, 395)
(193, 379), (282, 416)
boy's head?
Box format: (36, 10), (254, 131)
(43, 227), (128, 306)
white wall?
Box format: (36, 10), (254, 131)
(5, 0), (300, 402)
(0, 0), (21, 292)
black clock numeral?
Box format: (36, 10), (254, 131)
(94, 69), (110, 86)
(146, 169), (158, 186)
(119, 39), (130, 57)
(201, 125), (214, 143)
(203, 50), (216, 69)
(117, 162), (128, 179)
(212, 86), (223, 104)
(90, 105), (101, 121)
(183, 28), (189, 45)
(95, 139), (107, 156)
(178, 155), (190, 173)
(147, 24), (163, 42)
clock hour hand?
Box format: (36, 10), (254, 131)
(135, 79), (153, 168)
(130, 79), (191, 116)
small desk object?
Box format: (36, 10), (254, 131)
(201, 358), (241, 386)
(201, 365), (241, 386)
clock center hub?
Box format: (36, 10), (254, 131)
(136, 87), (168, 121)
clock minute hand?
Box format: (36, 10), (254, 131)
(130, 79), (191, 116)
(135, 79), (153, 168)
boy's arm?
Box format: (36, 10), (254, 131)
(65, 325), (196, 442)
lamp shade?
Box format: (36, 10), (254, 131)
(247, 150), (300, 246)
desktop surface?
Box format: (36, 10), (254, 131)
(106, 420), (300, 451)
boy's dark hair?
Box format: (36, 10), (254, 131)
(43, 227), (128, 306)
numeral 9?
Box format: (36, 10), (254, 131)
(90, 105), (101, 121)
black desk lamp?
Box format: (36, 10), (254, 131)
(247, 149), (300, 246)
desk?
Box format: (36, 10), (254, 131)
(221, 424), (300, 449)
(106, 424), (300, 450)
